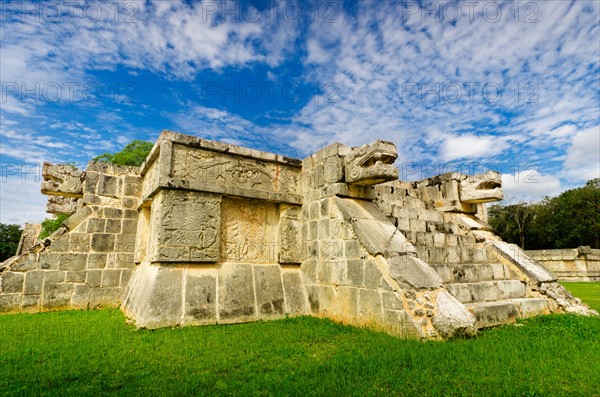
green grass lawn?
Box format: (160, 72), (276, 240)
(1, 310), (599, 396)
(560, 282), (600, 312)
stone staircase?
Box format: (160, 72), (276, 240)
(431, 262), (550, 328)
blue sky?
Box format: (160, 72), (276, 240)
(1, 0), (599, 225)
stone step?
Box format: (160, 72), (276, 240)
(445, 280), (527, 303)
(431, 263), (517, 283)
(467, 298), (549, 328)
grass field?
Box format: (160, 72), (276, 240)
(560, 282), (600, 312)
(0, 309), (598, 396)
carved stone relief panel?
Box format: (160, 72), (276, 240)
(170, 144), (300, 196)
(220, 197), (279, 264)
(150, 190), (221, 262)
(279, 206), (302, 264)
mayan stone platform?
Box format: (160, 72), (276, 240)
(0, 130), (596, 339)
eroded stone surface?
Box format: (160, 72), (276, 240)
(344, 140), (399, 185)
(41, 162), (84, 198)
(2, 131), (593, 340)
(151, 190), (221, 262)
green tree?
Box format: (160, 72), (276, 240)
(0, 223), (22, 261)
(488, 203), (536, 249)
(489, 179), (600, 250)
(39, 214), (69, 240)
(93, 140), (153, 167)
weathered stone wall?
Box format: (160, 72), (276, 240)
(15, 223), (41, 256)
(1, 130), (595, 338)
(122, 132), (308, 329)
(299, 145), (476, 339)
(375, 181), (493, 266)
(0, 162), (140, 313)
(526, 247), (600, 282)
(373, 175), (595, 318)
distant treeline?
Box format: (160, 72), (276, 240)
(488, 179), (600, 250)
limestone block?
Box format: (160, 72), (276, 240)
(102, 208), (123, 219)
(1, 272), (24, 293)
(344, 240), (362, 259)
(279, 206), (302, 264)
(23, 271), (44, 295)
(86, 270), (102, 287)
(16, 223), (41, 255)
(0, 294), (21, 312)
(44, 270), (66, 284)
(382, 291), (403, 310)
(66, 271), (86, 283)
(89, 287), (123, 308)
(218, 263), (256, 322)
(221, 197), (278, 264)
(170, 144), (300, 199)
(334, 286), (358, 320)
(301, 258), (318, 284)
(184, 270), (217, 323)
(152, 190), (221, 263)
(306, 285), (321, 313)
(115, 234), (136, 254)
(96, 174), (118, 197)
(364, 259), (383, 289)
(488, 241), (555, 283)
(122, 197), (138, 209)
(385, 254), (443, 290)
(346, 259), (365, 287)
(38, 252), (60, 270)
(91, 234), (115, 253)
(87, 218), (106, 233)
(69, 233), (91, 252)
(87, 253), (107, 269)
(254, 265), (285, 316)
(102, 269), (122, 287)
(459, 171), (503, 204)
(357, 288), (383, 323)
(41, 162), (84, 198)
(319, 285), (337, 317)
(344, 141), (399, 185)
(317, 259), (333, 284)
(61, 206), (92, 232)
(71, 284), (91, 308)
(10, 253), (37, 272)
(42, 284), (73, 310)
(382, 310), (422, 338)
(120, 269), (133, 286)
(21, 295), (41, 312)
(122, 219), (138, 235)
(282, 272), (308, 315)
(59, 253), (87, 270)
(105, 219), (122, 234)
(47, 196), (80, 215)
(431, 291), (477, 338)
(123, 175), (141, 197)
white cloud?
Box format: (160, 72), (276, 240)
(439, 134), (508, 162)
(0, 178), (47, 226)
(0, 1), (298, 87)
(563, 125), (600, 182)
(501, 170), (562, 203)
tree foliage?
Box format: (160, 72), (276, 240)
(0, 223), (22, 261)
(39, 214), (69, 240)
(93, 140), (153, 167)
(488, 179), (600, 249)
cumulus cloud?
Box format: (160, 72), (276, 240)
(501, 170), (562, 203)
(0, 178), (47, 225)
(563, 125), (600, 182)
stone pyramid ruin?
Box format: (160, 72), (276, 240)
(1, 131), (596, 339)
